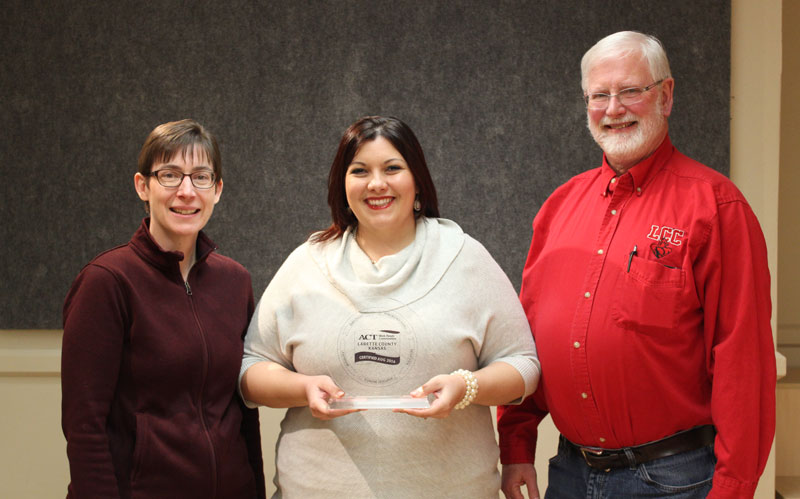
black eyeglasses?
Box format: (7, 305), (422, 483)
(148, 169), (216, 189)
(584, 79), (665, 109)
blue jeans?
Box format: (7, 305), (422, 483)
(545, 436), (715, 498)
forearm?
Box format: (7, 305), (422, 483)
(700, 200), (775, 495)
(473, 361), (526, 407)
(498, 388), (549, 464)
(240, 361), (313, 408)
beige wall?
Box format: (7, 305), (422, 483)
(0, 2), (788, 497)
(779, 0), (800, 368)
(730, 0), (783, 496)
(775, 1), (800, 494)
(730, 0), (781, 339)
(0, 330), (65, 497)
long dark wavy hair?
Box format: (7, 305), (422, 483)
(312, 116), (440, 243)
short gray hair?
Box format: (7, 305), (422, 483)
(581, 31), (672, 91)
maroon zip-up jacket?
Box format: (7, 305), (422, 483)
(62, 219), (266, 499)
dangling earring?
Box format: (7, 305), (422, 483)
(413, 197), (421, 213)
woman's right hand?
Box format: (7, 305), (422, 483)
(241, 361), (360, 418)
(303, 375), (360, 420)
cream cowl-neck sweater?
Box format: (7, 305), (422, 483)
(241, 217), (539, 498)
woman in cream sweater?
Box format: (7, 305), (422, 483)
(240, 116), (539, 498)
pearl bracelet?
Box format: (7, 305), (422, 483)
(451, 369), (478, 410)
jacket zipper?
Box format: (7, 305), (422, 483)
(185, 277), (218, 497)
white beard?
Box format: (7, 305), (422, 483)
(587, 98), (667, 169)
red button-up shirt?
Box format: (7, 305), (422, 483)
(498, 136), (775, 498)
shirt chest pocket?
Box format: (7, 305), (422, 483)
(611, 257), (685, 335)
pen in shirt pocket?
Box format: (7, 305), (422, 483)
(627, 245), (637, 272)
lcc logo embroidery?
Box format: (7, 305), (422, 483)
(646, 224), (685, 259)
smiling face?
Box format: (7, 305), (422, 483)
(586, 54), (674, 173)
(134, 145), (222, 252)
(345, 136), (417, 243)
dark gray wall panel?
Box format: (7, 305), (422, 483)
(1, 1), (730, 328)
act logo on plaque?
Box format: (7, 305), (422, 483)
(335, 309), (418, 387)
(354, 329), (400, 365)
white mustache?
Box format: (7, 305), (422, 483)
(600, 115), (638, 127)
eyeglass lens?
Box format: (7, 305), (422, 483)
(585, 80), (663, 109)
(153, 170), (215, 188)
(587, 88), (645, 109)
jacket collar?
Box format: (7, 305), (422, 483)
(129, 217), (217, 273)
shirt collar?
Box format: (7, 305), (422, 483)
(600, 135), (674, 196)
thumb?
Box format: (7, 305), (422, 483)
(311, 376), (344, 400)
(410, 385), (427, 397)
(410, 376), (444, 397)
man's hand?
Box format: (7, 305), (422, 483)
(501, 463), (540, 499)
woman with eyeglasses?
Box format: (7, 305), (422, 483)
(61, 119), (266, 498)
(239, 116), (540, 498)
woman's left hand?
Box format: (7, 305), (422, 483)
(393, 373), (467, 419)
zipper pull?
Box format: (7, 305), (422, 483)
(184, 280), (192, 295)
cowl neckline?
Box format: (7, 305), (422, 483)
(307, 217), (465, 312)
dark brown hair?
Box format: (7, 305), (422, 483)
(137, 119), (221, 212)
(313, 116), (440, 243)
(138, 119), (221, 178)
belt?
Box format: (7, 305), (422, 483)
(566, 425), (715, 471)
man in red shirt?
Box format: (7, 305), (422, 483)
(498, 31), (775, 499)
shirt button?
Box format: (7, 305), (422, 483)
(637, 187), (642, 193)
(599, 437), (606, 443)
(584, 292), (591, 298)
(597, 249), (604, 255)
(581, 392), (588, 399)
(610, 178), (616, 183)
(574, 341), (581, 348)
(610, 209), (617, 215)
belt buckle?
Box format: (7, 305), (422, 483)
(580, 447), (603, 457)
(579, 447), (611, 473)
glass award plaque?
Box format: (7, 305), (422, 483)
(328, 303), (429, 410)
(328, 395), (431, 410)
